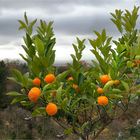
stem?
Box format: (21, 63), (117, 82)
(91, 119), (112, 140)
(53, 117), (86, 140)
(90, 105), (94, 118)
(84, 102), (87, 122)
(97, 105), (102, 119)
(119, 99), (128, 112)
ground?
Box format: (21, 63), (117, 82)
(0, 99), (140, 140)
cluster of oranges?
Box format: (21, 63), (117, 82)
(96, 75), (110, 106)
(32, 73), (56, 86)
(28, 73), (57, 116)
(97, 75), (120, 106)
(28, 73), (120, 115)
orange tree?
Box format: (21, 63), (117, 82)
(7, 7), (140, 140)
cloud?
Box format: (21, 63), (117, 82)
(0, 0), (140, 61)
(0, 5), (119, 45)
(0, 18), (19, 36)
(0, 0), (122, 9)
(54, 13), (119, 36)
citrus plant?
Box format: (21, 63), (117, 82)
(7, 7), (140, 140)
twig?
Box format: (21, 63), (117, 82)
(84, 102), (87, 122)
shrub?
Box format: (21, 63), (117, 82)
(7, 7), (140, 140)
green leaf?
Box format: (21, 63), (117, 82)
(20, 101), (34, 107)
(18, 20), (27, 30)
(11, 95), (27, 104)
(28, 19), (37, 34)
(110, 9), (123, 33)
(7, 77), (19, 84)
(112, 88), (122, 94)
(7, 91), (22, 96)
(32, 107), (46, 116)
(10, 69), (24, 86)
(42, 84), (56, 93)
(56, 70), (70, 81)
(61, 98), (68, 110)
(109, 94), (123, 99)
(34, 37), (44, 56)
(24, 12), (28, 25)
(19, 54), (29, 63)
(27, 78), (33, 88)
(71, 98), (81, 109)
(78, 73), (85, 86)
(56, 85), (63, 104)
(121, 80), (129, 92)
(91, 49), (108, 73)
(102, 29), (106, 43)
(47, 50), (55, 66)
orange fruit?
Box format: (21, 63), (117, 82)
(44, 74), (56, 83)
(114, 80), (120, 85)
(97, 96), (109, 106)
(100, 75), (110, 84)
(97, 87), (104, 94)
(46, 103), (58, 116)
(67, 76), (73, 81)
(28, 87), (41, 103)
(72, 84), (80, 93)
(33, 77), (41, 86)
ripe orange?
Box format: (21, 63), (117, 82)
(28, 87), (41, 103)
(97, 87), (104, 94)
(67, 76), (73, 81)
(72, 84), (80, 93)
(44, 74), (56, 83)
(97, 96), (109, 106)
(46, 103), (58, 116)
(114, 80), (120, 85)
(100, 75), (110, 84)
(33, 77), (41, 86)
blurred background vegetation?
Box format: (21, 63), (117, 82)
(0, 59), (140, 140)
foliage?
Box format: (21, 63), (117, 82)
(7, 7), (140, 140)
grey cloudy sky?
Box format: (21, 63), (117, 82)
(0, 0), (140, 63)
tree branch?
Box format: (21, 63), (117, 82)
(91, 119), (112, 140)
